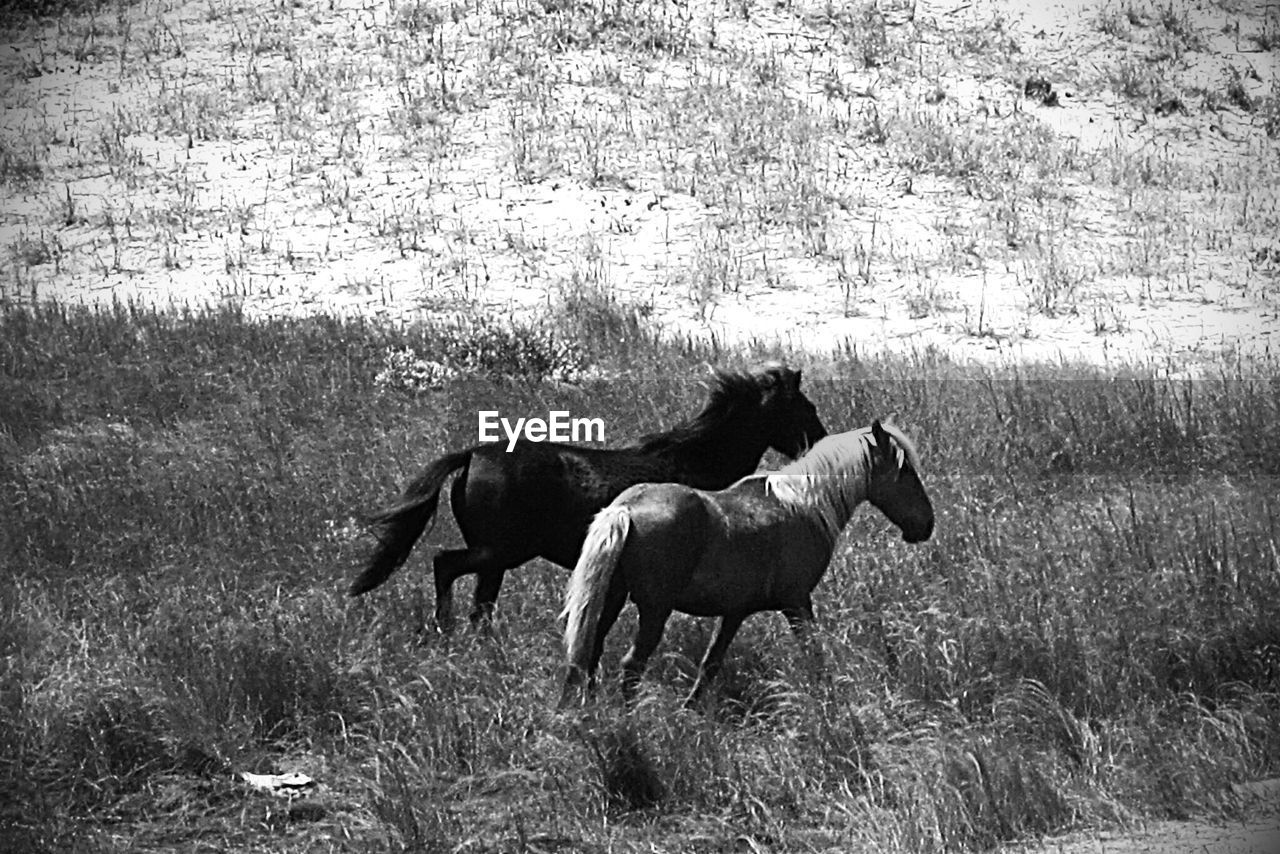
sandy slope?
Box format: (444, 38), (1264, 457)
(1, 0), (1277, 371)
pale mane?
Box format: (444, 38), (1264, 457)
(762, 423), (920, 543)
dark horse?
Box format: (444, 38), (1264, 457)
(349, 364), (828, 630)
(560, 420), (934, 707)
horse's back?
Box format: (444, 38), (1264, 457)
(623, 476), (836, 616)
(457, 442), (667, 565)
(614, 481), (711, 530)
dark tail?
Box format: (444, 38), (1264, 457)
(348, 449), (472, 596)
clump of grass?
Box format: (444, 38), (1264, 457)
(143, 590), (360, 745)
(1110, 58), (1176, 107)
(1153, 2), (1205, 53)
(1261, 90), (1280, 138)
(535, 0), (694, 56)
(1097, 5), (1133, 40)
(154, 83), (236, 141)
(1225, 68), (1255, 113)
(0, 138), (43, 186)
(875, 736), (1075, 850)
(888, 108), (1063, 191)
(1249, 29), (1280, 51)
(582, 719), (666, 810)
(40, 683), (173, 804)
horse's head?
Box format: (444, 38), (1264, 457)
(867, 420), (934, 544)
(756, 364), (827, 459)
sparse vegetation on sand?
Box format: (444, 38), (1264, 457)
(2, 300), (1278, 852)
(2, 0), (1278, 363)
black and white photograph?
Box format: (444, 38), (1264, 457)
(2, 0), (1278, 850)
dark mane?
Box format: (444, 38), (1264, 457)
(636, 369), (767, 454)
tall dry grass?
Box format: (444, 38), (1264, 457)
(2, 297), (1278, 851)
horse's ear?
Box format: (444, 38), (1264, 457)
(871, 419), (890, 449)
(699, 362), (722, 390)
(763, 363), (800, 392)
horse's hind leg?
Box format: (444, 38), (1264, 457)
(559, 579), (627, 709)
(783, 601), (826, 685)
(468, 569), (506, 628)
(620, 605), (671, 703)
(684, 612), (748, 708)
(586, 578), (629, 686)
(432, 550), (467, 632)
(433, 548), (502, 632)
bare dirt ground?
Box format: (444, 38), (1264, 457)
(1006, 815), (1280, 853)
(1, 0), (1277, 371)
(1020, 820), (1280, 854)
(1003, 779), (1280, 854)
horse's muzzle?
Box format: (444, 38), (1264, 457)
(902, 520), (934, 543)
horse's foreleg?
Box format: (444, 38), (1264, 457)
(783, 601), (825, 684)
(684, 612), (747, 708)
(620, 606), (671, 704)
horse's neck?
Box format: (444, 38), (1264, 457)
(805, 467), (869, 545)
(767, 468), (867, 546)
(661, 419), (768, 482)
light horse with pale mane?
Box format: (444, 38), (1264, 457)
(560, 420), (934, 707)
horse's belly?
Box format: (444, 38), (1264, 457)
(675, 594), (768, 618)
(672, 534), (830, 616)
(670, 555), (778, 616)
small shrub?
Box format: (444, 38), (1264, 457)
(1225, 70), (1255, 113)
(374, 348), (458, 392)
(374, 315), (594, 392)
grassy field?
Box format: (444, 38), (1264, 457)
(2, 298), (1279, 852)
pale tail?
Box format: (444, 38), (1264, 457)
(562, 506), (631, 676)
